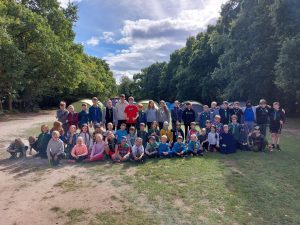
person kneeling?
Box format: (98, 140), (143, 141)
(172, 136), (186, 157)
(220, 125), (236, 154)
(85, 134), (105, 162)
(113, 136), (131, 163)
(158, 135), (173, 158)
(249, 126), (269, 152)
(7, 138), (26, 159)
(69, 137), (88, 163)
(187, 134), (203, 156)
(47, 131), (66, 166)
(131, 138), (145, 163)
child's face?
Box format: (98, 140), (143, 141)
(211, 103), (216, 109)
(234, 103), (239, 108)
(92, 99), (97, 105)
(232, 118), (237, 123)
(273, 104), (280, 110)
(70, 126), (76, 133)
(95, 135), (102, 142)
(129, 99), (134, 104)
(152, 123), (157, 129)
(176, 123), (181, 129)
(108, 124), (113, 130)
(177, 138), (182, 143)
(121, 125), (126, 130)
(140, 125), (145, 131)
(161, 137), (167, 143)
(68, 107), (74, 113)
(223, 104), (228, 109)
(121, 139), (127, 145)
(82, 126), (88, 132)
(204, 107), (209, 112)
(191, 136), (196, 141)
(130, 129), (135, 134)
(136, 139), (142, 146)
(149, 139), (154, 144)
(260, 103), (266, 108)
(187, 104), (191, 109)
(224, 127), (229, 133)
(42, 126), (49, 133)
(206, 123), (211, 128)
(82, 105), (87, 111)
(191, 124), (195, 129)
(77, 139), (83, 145)
(150, 102), (154, 107)
(95, 127), (101, 133)
(215, 117), (220, 123)
(53, 134), (59, 140)
(211, 127), (216, 133)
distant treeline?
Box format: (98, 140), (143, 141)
(0, 0), (117, 112)
(118, 0), (300, 116)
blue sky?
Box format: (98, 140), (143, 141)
(59, 0), (227, 81)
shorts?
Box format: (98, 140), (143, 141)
(269, 123), (281, 134)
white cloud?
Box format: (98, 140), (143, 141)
(58, 0), (82, 8)
(86, 36), (100, 46)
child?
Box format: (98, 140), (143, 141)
(116, 122), (128, 144)
(172, 136), (186, 157)
(28, 136), (38, 156)
(50, 121), (64, 136)
(219, 101), (230, 125)
(187, 134), (202, 156)
(187, 122), (199, 143)
(158, 135), (172, 158)
(56, 101), (68, 133)
(182, 102), (196, 139)
(145, 100), (158, 129)
(171, 121), (184, 146)
(148, 121), (160, 142)
(92, 123), (105, 142)
(105, 131), (118, 159)
(78, 103), (89, 129)
(66, 105), (79, 130)
(212, 115), (223, 134)
(208, 125), (219, 152)
(209, 101), (220, 121)
(69, 137), (88, 163)
(137, 123), (148, 148)
(171, 100), (183, 129)
(198, 128), (208, 151)
(65, 125), (78, 158)
(114, 136), (131, 162)
(229, 101), (244, 124)
(199, 105), (210, 128)
(249, 126), (268, 152)
(269, 102), (285, 150)
(103, 122), (115, 138)
(127, 126), (137, 147)
(131, 137), (145, 163)
(145, 136), (159, 158)
(85, 134), (105, 162)
(157, 100), (170, 130)
(47, 131), (66, 166)
(220, 125), (236, 154)
(229, 115), (240, 149)
(78, 123), (93, 151)
(242, 101), (256, 135)
(124, 96), (139, 131)
(205, 120), (211, 134)
(102, 99), (117, 129)
(136, 104), (147, 130)
(36, 124), (51, 158)
(160, 121), (173, 144)
(239, 124), (250, 151)
(255, 99), (270, 136)
(89, 97), (102, 128)
(7, 138), (26, 159)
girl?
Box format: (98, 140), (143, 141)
(69, 137), (88, 163)
(187, 134), (202, 156)
(104, 122), (115, 138)
(145, 100), (158, 129)
(148, 121), (160, 142)
(127, 126), (137, 148)
(186, 122), (199, 143)
(145, 136), (159, 158)
(47, 131), (65, 166)
(65, 125), (78, 158)
(78, 123), (93, 152)
(208, 125), (219, 152)
(36, 124), (51, 158)
(160, 121), (173, 144)
(85, 134), (105, 162)
(7, 138), (26, 159)
(66, 105), (79, 130)
(157, 100), (170, 129)
(114, 136), (131, 162)
(131, 137), (145, 163)
(105, 131), (118, 159)
(198, 128), (208, 152)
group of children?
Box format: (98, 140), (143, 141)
(6, 96), (285, 165)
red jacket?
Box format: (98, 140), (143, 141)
(66, 112), (79, 130)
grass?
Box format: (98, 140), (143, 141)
(54, 175), (89, 193)
(66, 208), (86, 225)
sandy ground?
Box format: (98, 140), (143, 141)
(0, 111), (130, 225)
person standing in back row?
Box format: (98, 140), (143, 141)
(89, 97), (102, 128)
(115, 94), (129, 129)
(230, 101), (244, 124)
(124, 96), (139, 131)
(157, 100), (170, 130)
(56, 101), (68, 133)
(171, 100), (183, 129)
(219, 101), (230, 125)
(182, 102), (196, 139)
(255, 99), (270, 136)
(102, 99), (117, 130)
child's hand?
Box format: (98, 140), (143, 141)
(280, 120), (283, 125)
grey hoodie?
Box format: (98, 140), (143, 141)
(157, 108), (170, 123)
(47, 138), (64, 159)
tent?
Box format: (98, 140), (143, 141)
(72, 99), (104, 112)
(165, 102), (174, 111)
(180, 100), (204, 116)
(137, 100), (159, 110)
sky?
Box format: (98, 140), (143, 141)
(58, 0), (227, 82)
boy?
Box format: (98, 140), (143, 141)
(124, 96), (139, 131)
(171, 121), (184, 146)
(269, 102), (285, 150)
(229, 115), (240, 148)
(47, 131), (66, 166)
(136, 104), (147, 130)
(212, 115), (223, 134)
(239, 124), (250, 151)
(182, 102), (196, 139)
(131, 138), (145, 163)
(78, 103), (89, 128)
(255, 99), (270, 136)
(158, 135), (172, 158)
(229, 101), (243, 124)
(116, 122), (128, 144)
(205, 120), (211, 134)
(249, 126), (268, 152)
(220, 125), (236, 154)
(56, 101), (68, 132)
(115, 94), (129, 129)
(7, 138), (26, 159)
(127, 126), (137, 148)
(171, 100), (183, 129)
(187, 134), (202, 156)
(65, 125), (78, 158)
(89, 97), (102, 128)
(219, 101), (230, 125)
(186, 122), (199, 143)
(102, 99), (117, 130)
(242, 101), (256, 135)
(199, 105), (210, 128)
(145, 136), (159, 158)
(160, 121), (173, 143)
(137, 123), (148, 148)
(209, 101), (220, 121)
(198, 128), (208, 151)
(172, 136), (186, 157)
(114, 136), (131, 162)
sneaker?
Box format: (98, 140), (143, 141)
(276, 145), (281, 151)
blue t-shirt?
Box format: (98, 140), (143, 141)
(116, 129), (128, 143)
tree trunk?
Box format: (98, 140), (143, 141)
(0, 99), (2, 112)
(8, 93), (13, 111)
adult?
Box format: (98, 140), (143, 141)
(255, 99), (270, 136)
(145, 100), (158, 129)
(171, 100), (183, 129)
(219, 101), (230, 125)
(56, 101), (68, 133)
(89, 97), (102, 128)
(66, 105), (79, 130)
(157, 100), (170, 130)
(115, 94), (129, 129)
(102, 99), (117, 129)
(182, 102), (196, 138)
(209, 101), (219, 122)
(229, 101), (244, 124)
(124, 96), (139, 131)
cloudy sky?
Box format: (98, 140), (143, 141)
(59, 0), (227, 81)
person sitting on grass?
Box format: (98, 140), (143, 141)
(105, 131), (118, 159)
(145, 136), (159, 158)
(220, 125), (236, 154)
(85, 134), (105, 162)
(28, 136), (38, 156)
(131, 137), (145, 163)
(198, 128), (208, 152)
(113, 136), (131, 163)
(172, 136), (186, 157)
(187, 122), (199, 143)
(92, 123), (105, 142)
(7, 138), (26, 159)
(208, 125), (219, 152)
(127, 126), (137, 148)
(35, 124), (51, 158)
(160, 121), (173, 144)
(148, 121), (160, 142)
(69, 137), (88, 163)
(78, 123), (93, 152)
(239, 124), (250, 151)
(137, 123), (148, 148)
(116, 122), (128, 144)
(187, 134), (202, 156)
(65, 125), (78, 159)
(47, 131), (66, 166)
(158, 135), (173, 158)
(249, 126), (269, 152)
(103, 122), (115, 138)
